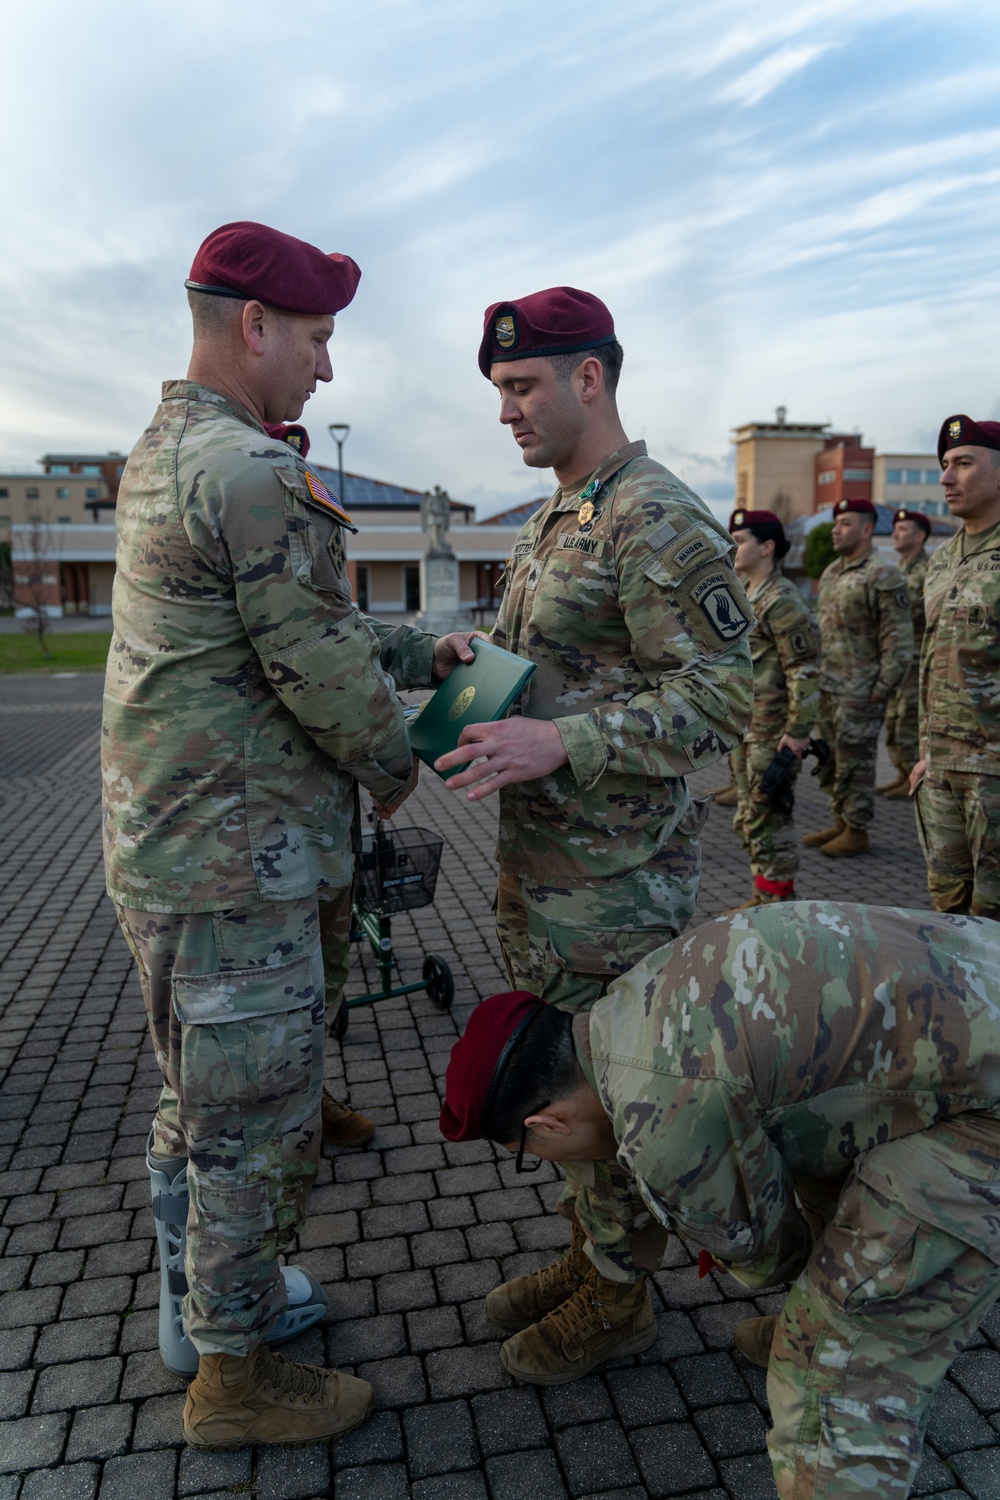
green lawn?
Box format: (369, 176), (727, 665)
(0, 631), (112, 674)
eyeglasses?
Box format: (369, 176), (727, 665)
(515, 1101), (549, 1174)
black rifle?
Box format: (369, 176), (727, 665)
(758, 737), (831, 814)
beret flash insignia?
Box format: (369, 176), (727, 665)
(495, 313), (517, 350)
(950, 419), (962, 441)
(733, 510), (745, 526)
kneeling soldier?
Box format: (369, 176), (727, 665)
(442, 902), (1000, 1499)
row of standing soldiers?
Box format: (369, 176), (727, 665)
(721, 412), (1000, 921)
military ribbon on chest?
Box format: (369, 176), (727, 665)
(577, 476), (602, 530)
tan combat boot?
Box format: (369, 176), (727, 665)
(733, 1314), (777, 1369)
(321, 1088), (375, 1147)
(876, 771), (907, 796)
(183, 1345), (374, 1449)
(499, 1263), (656, 1385)
(712, 784), (739, 807)
(820, 825), (869, 858)
(486, 1224), (589, 1333)
(802, 818), (845, 848)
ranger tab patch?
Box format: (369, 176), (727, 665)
(305, 469), (352, 526)
(691, 573), (750, 641)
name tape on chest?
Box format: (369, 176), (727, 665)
(557, 534), (600, 556)
(691, 572), (751, 641)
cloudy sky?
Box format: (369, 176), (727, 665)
(2, 0), (999, 518)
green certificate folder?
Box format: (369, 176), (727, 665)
(407, 637), (536, 778)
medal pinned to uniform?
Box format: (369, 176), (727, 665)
(577, 477), (602, 530)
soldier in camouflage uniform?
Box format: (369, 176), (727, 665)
(103, 222), (473, 1448)
(727, 508), (819, 904)
(435, 286), (753, 1381)
(442, 903), (1000, 1498)
(879, 508), (930, 797)
(807, 497), (913, 857)
(910, 414), (1000, 918)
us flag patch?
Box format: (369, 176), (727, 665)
(305, 469), (352, 525)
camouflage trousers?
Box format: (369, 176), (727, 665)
(116, 897), (325, 1356)
(815, 689), (885, 830)
(318, 882), (354, 1026)
(730, 740), (800, 883)
(496, 826), (703, 1283)
(741, 1122), (1000, 1498)
(915, 768), (1000, 918)
(883, 663), (920, 775)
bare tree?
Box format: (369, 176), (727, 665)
(0, 540), (12, 613)
(20, 512), (56, 656)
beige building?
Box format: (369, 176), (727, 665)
(731, 408), (829, 521)
(872, 454), (947, 517)
(4, 454), (123, 616)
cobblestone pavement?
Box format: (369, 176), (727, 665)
(2, 672), (998, 1500)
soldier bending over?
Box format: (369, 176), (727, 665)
(441, 902), (1000, 1499)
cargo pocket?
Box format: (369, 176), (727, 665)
(172, 955), (321, 1112)
(819, 1378), (923, 1471)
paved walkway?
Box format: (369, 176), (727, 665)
(1, 673), (996, 1500)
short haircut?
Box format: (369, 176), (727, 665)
(747, 522), (790, 561)
(548, 340), (624, 395)
(187, 288), (247, 340)
(485, 1004), (581, 1144)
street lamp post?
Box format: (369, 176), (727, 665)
(328, 424), (350, 509)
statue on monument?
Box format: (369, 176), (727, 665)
(421, 486), (453, 554)
(415, 485), (471, 632)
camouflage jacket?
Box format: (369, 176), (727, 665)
(584, 901), (1000, 1289)
(816, 550), (913, 702)
(492, 441), (754, 883)
(901, 549), (928, 647)
(920, 520), (1000, 772)
(102, 380), (435, 913)
(744, 571), (819, 743)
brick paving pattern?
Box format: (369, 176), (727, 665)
(0, 671), (996, 1499)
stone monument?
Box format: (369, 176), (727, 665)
(415, 486), (472, 633)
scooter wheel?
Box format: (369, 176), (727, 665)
(423, 954), (454, 1010)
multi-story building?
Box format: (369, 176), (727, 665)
(872, 454), (947, 517)
(731, 409), (830, 520)
(814, 435), (875, 510)
(7, 452), (519, 623)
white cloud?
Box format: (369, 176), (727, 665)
(719, 43), (831, 108)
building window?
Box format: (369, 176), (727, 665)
(85, 487), (100, 499)
(404, 565), (420, 612)
(356, 566), (369, 611)
(905, 469), (922, 483)
(26, 487), (39, 499)
(0, 515), (9, 525)
(817, 470), (836, 485)
(923, 469), (940, 483)
(886, 469), (903, 483)
(49, 464), (70, 475)
(0, 488), (7, 498)
(55, 486), (71, 499)
(842, 469), (872, 481)
(82, 465), (101, 476)
(58, 516), (72, 524)
(736, 471), (748, 501)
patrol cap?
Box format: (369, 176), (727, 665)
(479, 286), (616, 378)
(186, 221), (361, 315)
(893, 507), (931, 537)
(833, 498), (877, 517)
(938, 414), (1000, 465)
(264, 422), (310, 457)
(440, 991), (545, 1142)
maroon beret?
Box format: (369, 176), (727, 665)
(264, 422), (310, 458)
(186, 221), (361, 315)
(833, 497), (876, 517)
(440, 992), (544, 1142)
(729, 508), (783, 532)
(938, 414), (1000, 465)
(893, 507), (931, 536)
(479, 286), (616, 378)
